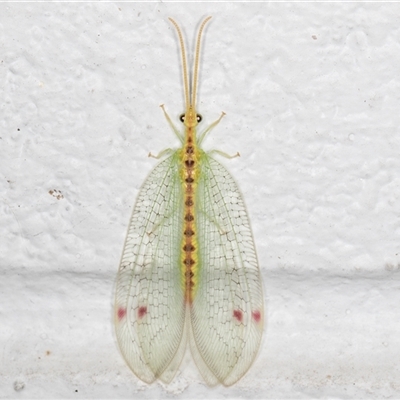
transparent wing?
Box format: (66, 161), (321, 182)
(190, 154), (264, 386)
(115, 152), (187, 383)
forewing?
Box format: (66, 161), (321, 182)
(190, 154), (264, 386)
(115, 152), (186, 383)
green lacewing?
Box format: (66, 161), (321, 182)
(114, 16), (263, 386)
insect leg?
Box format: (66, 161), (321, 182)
(160, 104), (184, 143)
(208, 149), (240, 159)
(148, 148), (174, 159)
(198, 111), (226, 145)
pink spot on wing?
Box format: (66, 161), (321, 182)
(252, 310), (261, 323)
(233, 309), (243, 322)
(138, 306), (147, 319)
(117, 307), (127, 321)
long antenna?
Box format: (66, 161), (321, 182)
(168, 18), (190, 110)
(192, 16), (212, 110)
(169, 16), (212, 111)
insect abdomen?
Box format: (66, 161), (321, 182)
(181, 141), (200, 303)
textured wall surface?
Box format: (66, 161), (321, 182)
(1, 2), (400, 399)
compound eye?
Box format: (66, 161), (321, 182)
(196, 114), (202, 123)
(179, 114), (185, 123)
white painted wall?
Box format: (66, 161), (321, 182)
(1, 2), (400, 398)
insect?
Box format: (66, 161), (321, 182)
(114, 16), (263, 386)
